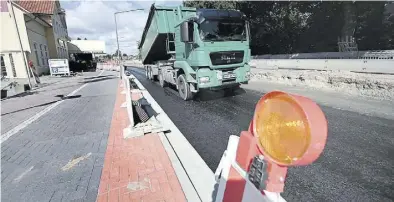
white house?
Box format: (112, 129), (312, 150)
(0, 0), (70, 78)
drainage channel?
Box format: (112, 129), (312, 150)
(129, 78), (158, 126)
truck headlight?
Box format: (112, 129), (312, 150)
(199, 77), (210, 83)
(216, 71), (223, 80)
(246, 71), (251, 79)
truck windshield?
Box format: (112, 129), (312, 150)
(198, 19), (247, 42)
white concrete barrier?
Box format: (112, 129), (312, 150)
(252, 50), (394, 60)
(250, 59), (394, 74)
(122, 60), (143, 68)
(122, 72), (134, 127)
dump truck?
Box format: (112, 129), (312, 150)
(138, 4), (251, 100)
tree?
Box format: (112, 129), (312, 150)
(113, 49), (122, 57)
(77, 37), (81, 40)
(136, 40), (142, 60)
(84, 38), (87, 40)
(183, 1), (394, 54)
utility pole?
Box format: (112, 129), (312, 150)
(9, 0), (32, 89)
(114, 8), (144, 79)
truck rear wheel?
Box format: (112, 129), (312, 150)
(147, 67), (152, 80)
(145, 67), (149, 79)
(159, 70), (167, 87)
(177, 74), (194, 101)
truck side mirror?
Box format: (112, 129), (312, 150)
(180, 21), (194, 43)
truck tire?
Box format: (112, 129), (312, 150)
(148, 67), (153, 80)
(159, 70), (167, 87)
(177, 74), (194, 101)
(145, 67), (149, 79)
(152, 74), (158, 81)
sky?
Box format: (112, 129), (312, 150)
(61, 0), (183, 55)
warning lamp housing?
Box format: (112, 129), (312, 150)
(234, 91), (328, 193)
(251, 91), (328, 166)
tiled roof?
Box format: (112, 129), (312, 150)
(15, 0), (55, 14)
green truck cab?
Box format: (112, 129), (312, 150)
(139, 4), (251, 100)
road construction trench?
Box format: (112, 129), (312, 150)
(129, 78), (159, 128)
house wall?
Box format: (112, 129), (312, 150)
(48, 3), (69, 60)
(0, 2), (30, 78)
(25, 15), (50, 75)
(0, 52), (29, 78)
(45, 26), (57, 59)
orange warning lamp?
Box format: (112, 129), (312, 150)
(237, 91), (328, 193)
(253, 91), (328, 166)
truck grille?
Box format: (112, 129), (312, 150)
(210, 51), (244, 65)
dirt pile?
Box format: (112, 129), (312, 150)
(250, 68), (394, 100)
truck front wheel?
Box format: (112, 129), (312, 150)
(145, 67), (149, 79)
(177, 74), (194, 101)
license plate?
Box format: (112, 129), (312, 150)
(223, 72), (235, 79)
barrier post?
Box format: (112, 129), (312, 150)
(214, 91), (328, 202)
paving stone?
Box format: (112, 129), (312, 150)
(1, 71), (118, 202)
(96, 82), (186, 202)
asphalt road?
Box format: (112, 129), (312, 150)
(128, 67), (394, 202)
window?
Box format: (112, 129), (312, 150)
(40, 44), (45, 66)
(1, 54), (6, 77)
(198, 18), (247, 42)
(9, 54), (16, 77)
(33, 43), (40, 66)
(57, 47), (61, 57)
(44, 45), (48, 65)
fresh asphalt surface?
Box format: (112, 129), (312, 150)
(128, 67), (393, 202)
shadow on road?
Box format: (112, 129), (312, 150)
(195, 88), (247, 102)
(211, 181), (219, 202)
(1, 95), (81, 116)
(80, 76), (117, 84)
(1, 91), (38, 101)
(35, 84), (82, 93)
(83, 75), (110, 80)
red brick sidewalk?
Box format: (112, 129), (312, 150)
(96, 81), (186, 202)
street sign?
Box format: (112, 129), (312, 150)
(49, 59), (70, 76)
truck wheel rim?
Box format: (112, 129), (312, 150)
(179, 77), (186, 98)
(159, 74), (164, 86)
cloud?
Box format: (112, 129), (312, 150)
(62, 0), (182, 55)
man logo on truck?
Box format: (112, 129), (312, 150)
(221, 54), (236, 63)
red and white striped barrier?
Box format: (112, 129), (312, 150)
(215, 134), (286, 202)
(96, 63), (120, 71)
(214, 91), (328, 202)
